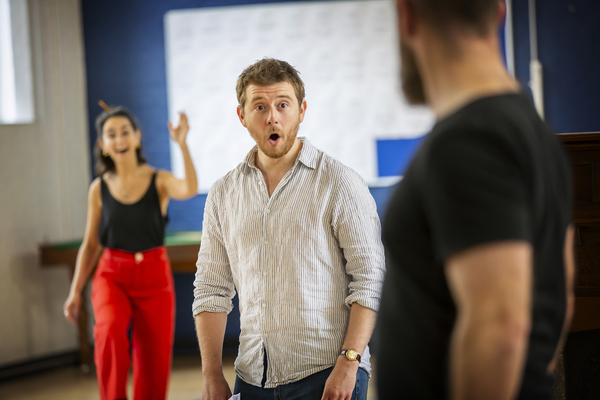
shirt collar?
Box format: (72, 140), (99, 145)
(244, 136), (318, 170)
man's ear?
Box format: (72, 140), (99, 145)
(496, 0), (507, 29)
(237, 105), (247, 128)
(397, 0), (417, 40)
(298, 99), (307, 123)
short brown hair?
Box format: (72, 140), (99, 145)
(236, 58), (305, 112)
(410, 0), (500, 37)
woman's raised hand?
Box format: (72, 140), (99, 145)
(168, 112), (190, 146)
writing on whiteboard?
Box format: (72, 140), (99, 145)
(165, 0), (434, 193)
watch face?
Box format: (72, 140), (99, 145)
(346, 350), (358, 361)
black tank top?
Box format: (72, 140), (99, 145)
(99, 172), (167, 252)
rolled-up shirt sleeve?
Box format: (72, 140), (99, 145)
(192, 185), (236, 316)
(332, 168), (386, 311)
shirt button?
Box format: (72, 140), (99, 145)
(262, 303), (267, 308)
(264, 333), (269, 338)
(266, 209), (270, 214)
(264, 240), (268, 245)
(263, 272), (268, 276)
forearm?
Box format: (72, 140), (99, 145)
(341, 303), (377, 355)
(336, 303), (377, 371)
(449, 316), (529, 400)
(179, 142), (198, 194)
(69, 243), (100, 295)
(195, 311), (228, 376)
(322, 303), (377, 398)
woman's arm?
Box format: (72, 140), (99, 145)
(63, 178), (103, 323)
(158, 112), (198, 200)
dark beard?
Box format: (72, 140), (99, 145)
(400, 40), (427, 105)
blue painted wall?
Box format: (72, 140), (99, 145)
(512, 0), (600, 133)
(81, 0), (600, 341)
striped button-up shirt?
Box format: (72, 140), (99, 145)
(192, 137), (385, 388)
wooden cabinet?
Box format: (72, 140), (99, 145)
(558, 132), (600, 304)
(557, 132), (600, 399)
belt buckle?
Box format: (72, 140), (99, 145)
(134, 252), (144, 264)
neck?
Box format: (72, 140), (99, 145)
(113, 157), (140, 178)
(417, 31), (520, 120)
(255, 138), (303, 177)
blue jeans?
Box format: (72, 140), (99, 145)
(233, 367), (369, 400)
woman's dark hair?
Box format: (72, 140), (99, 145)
(93, 106), (147, 175)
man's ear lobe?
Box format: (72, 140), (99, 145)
(398, 0), (417, 38)
(496, 0), (507, 29)
(237, 105), (247, 127)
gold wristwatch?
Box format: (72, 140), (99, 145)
(340, 349), (361, 362)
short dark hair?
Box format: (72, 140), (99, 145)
(410, 0), (500, 37)
(236, 58), (305, 112)
(93, 106), (146, 175)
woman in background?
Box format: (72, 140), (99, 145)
(63, 106), (197, 400)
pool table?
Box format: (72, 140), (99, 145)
(39, 231), (202, 370)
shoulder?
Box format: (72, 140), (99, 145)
(90, 176), (102, 193)
(319, 150), (366, 184)
(424, 112), (530, 173)
(431, 93), (539, 155)
(207, 162), (249, 200)
(154, 168), (172, 186)
(145, 166), (174, 196)
(312, 150), (369, 200)
(154, 168), (168, 178)
(221, 161), (251, 187)
(89, 177), (103, 206)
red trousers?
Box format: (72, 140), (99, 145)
(92, 247), (175, 400)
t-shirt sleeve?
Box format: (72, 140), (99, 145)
(421, 126), (533, 262)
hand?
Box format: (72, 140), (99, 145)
(168, 112), (189, 147)
(321, 357), (358, 400)
(63, 292), (81, 324)
(201, 371), (232, 400)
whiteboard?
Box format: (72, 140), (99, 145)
(165, 0), (434, 193)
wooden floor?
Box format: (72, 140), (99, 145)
(0, 355), (379, 400)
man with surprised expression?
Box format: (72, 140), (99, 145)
(240, 81), (305, 187)
(192, 58), (385, 400)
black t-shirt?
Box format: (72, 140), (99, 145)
(377, 92), (572, 399)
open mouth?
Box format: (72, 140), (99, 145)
(268, 133), (280, 145)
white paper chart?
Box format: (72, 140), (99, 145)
(165, 0), (434, 193)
